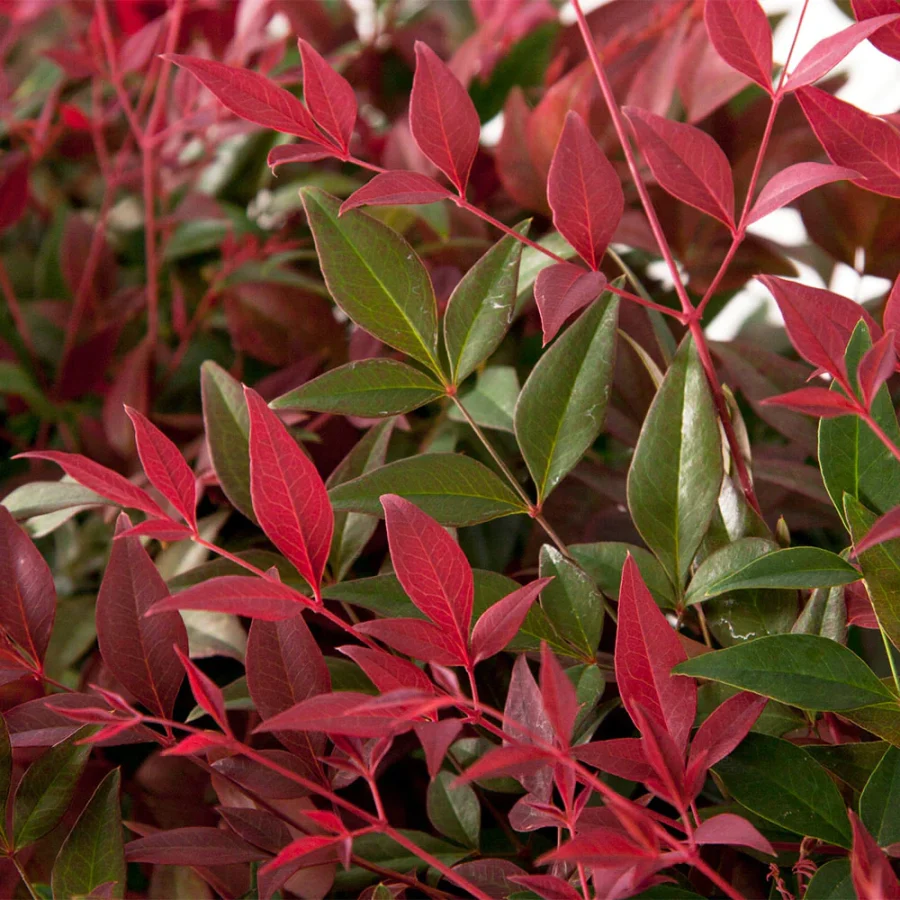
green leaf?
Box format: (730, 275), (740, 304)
(271, 360), (444, 417)
(326, 658), (378, 694)
(301, 188), (441, 373)
(793, 586), (847, 644)
(845, 495), (900, 651)
(426, 771), (480, 848)
(327, 420), (394, 581)
(51, 769), (126, 900)
(328, 453), (528, 526)
(713, 733), (851, 846)
(538, 545), (603, 657)
(627, 337), (723, 590)
(0, 361), (56, 419)
(201, 361), (255, 522)
(569, 542), (676, 609)
(805, 741), (889, 793)
(514, 293), (619, 502)
(0, 717), (10, 845)
(860, 745), (900, 846)
(819, 321), (900, 529)
(13, 726), (94, 849)
(444, 228), (525, 384)
(687, 545), (859, 604)
(841, 694), (900, 748)
(803, 859), (853, 900)
(2, 480), (107, 520)
(674, 633), (893, 710)
(448, 367), (519, 433)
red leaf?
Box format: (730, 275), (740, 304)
(505, 655), (554, 796)
(797, 86), (900, 198)
(164, 54), (323, 143)
(262, 835), (339, 876)
(849, 809), (900, 899)
(885, 276), (900, 359)
(547, 112), (623, 270)
(125, 406), (197, 528)
(847, 581), (879, 628)
(693, 813), (775, 855)
(247, 616), (330, 755)
(471, 578), (552, 663)
(786, 14), (900, 91)
(625, 107), (735, 229)
(15, 451), (165, 518)
(747, 162), (859, 224)
(162, 733), (229, 756)
(340, 171), (453, 214)
(298, 39), (357, 152)
(414, 719), (463, 778)
(116, 519), (194, 542)
(508, 874), (582, 900)
(338, 645), (438, 695)
(244, 386), (333, 598)
(410, 42), (480, 194)
(540, 827), (659, 868)
(96, 514), (188, 717)
(0, 507), (55, 667)
(125, 828), (266, 865)
(703, 0), (773, 92)
(852, 0), (900, 61)
(685, 692), (767, 799)
(573, 738), (655, 783)
(631, 705), (686, 807)
(455, 745), (553, 784)
(0, 155), (29, 233)
(174, 645), (229, 733)
(616, 556), (696, 753)
(539, 644), (579, 746)
(760, 386), (859, 418)
(534, 263), (608, 346)
(354, 618), (466, 666)
(380, 495), (473, 658)
(267, 143), (338, 171)
(853, 504), (900, 554)
(859, 330), (896, 408)
(148, 576), (307, 621)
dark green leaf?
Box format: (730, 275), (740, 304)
(201, 361), (255, 522)
(426, 771), (480, 848)
(686, 538), (776, 605)
(569, 542), (676, 608)
(0, 361), (56, 419)
(860, 745), (900, 846)
(271, 360), (444, 417)
(328, 453), (528, 526)
(805, 742), (889, 793)
(841, 695), (900, 747)
(538, 545), (603, 657)
(675, 633), (892, 709)
(803, 859), (853, 899)
(704, 589), (797, 648)
(301, 188), (441, 373)
(793, 586), (847, 643)
(713, 733), (851, 846)
(51, 769), (126, 900)
(448, 367), (518, 432)
(627, 337), (723, 589)
(515, 294), (618, 502)
(444, 228), (525, 384)
(14, 726), (94, 849)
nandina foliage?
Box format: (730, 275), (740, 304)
(4, 1), (900, 898)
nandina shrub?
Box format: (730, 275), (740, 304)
(4, 1), (900, 898)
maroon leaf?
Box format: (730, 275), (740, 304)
(797, 86), (900, 198)
(338, 645), (438, 694)
(747, 163), (859, 224)
(414, 719), (463, 778)
(853, 0), (900, 61)
(340, 171), (453, 214)
(625, 107), (735, 229)
(470, 578), (552, 663)
(410, 42), (480, 194)
(786, 14), (900, 91)
(174, 645), (229, 733)
(15, 452), (165, 518)
(761, 387), (859, 418)
(508, 874), (582, 900)
(217, 806), (292, 855)
(853, 505), (900, 554)
(693, 813), (775, 855)
(245, 386), (333, 598)
(859, 330), (896, 408)
(148, 576), (306, 621)
(125, 406), (197, 529)
(164, 54), (323, 143)
(547, 112), (623, 270)
(96, 514), (188, 717)
(354, 618), (466, 667)
(534, 263), (608, 345)
(539, 644), (579, 746)
(381, 495), (473, 660)
(125, 828), (266, 865)
(703, 0), (773, 92)
(573, 738), (655, 783)
(849, 809), (900, 899)
(847, 581), (879, 628)
(298, 39), (357, 152)
(0, 507), (55, 667)
(0, 155), (30, 233)
(885, 276), (900, 359)
(616, 556), (696, 753)
(262, 835), (340, 875)
(267, 143), (338, 171)
(247, 616), (330, 755)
